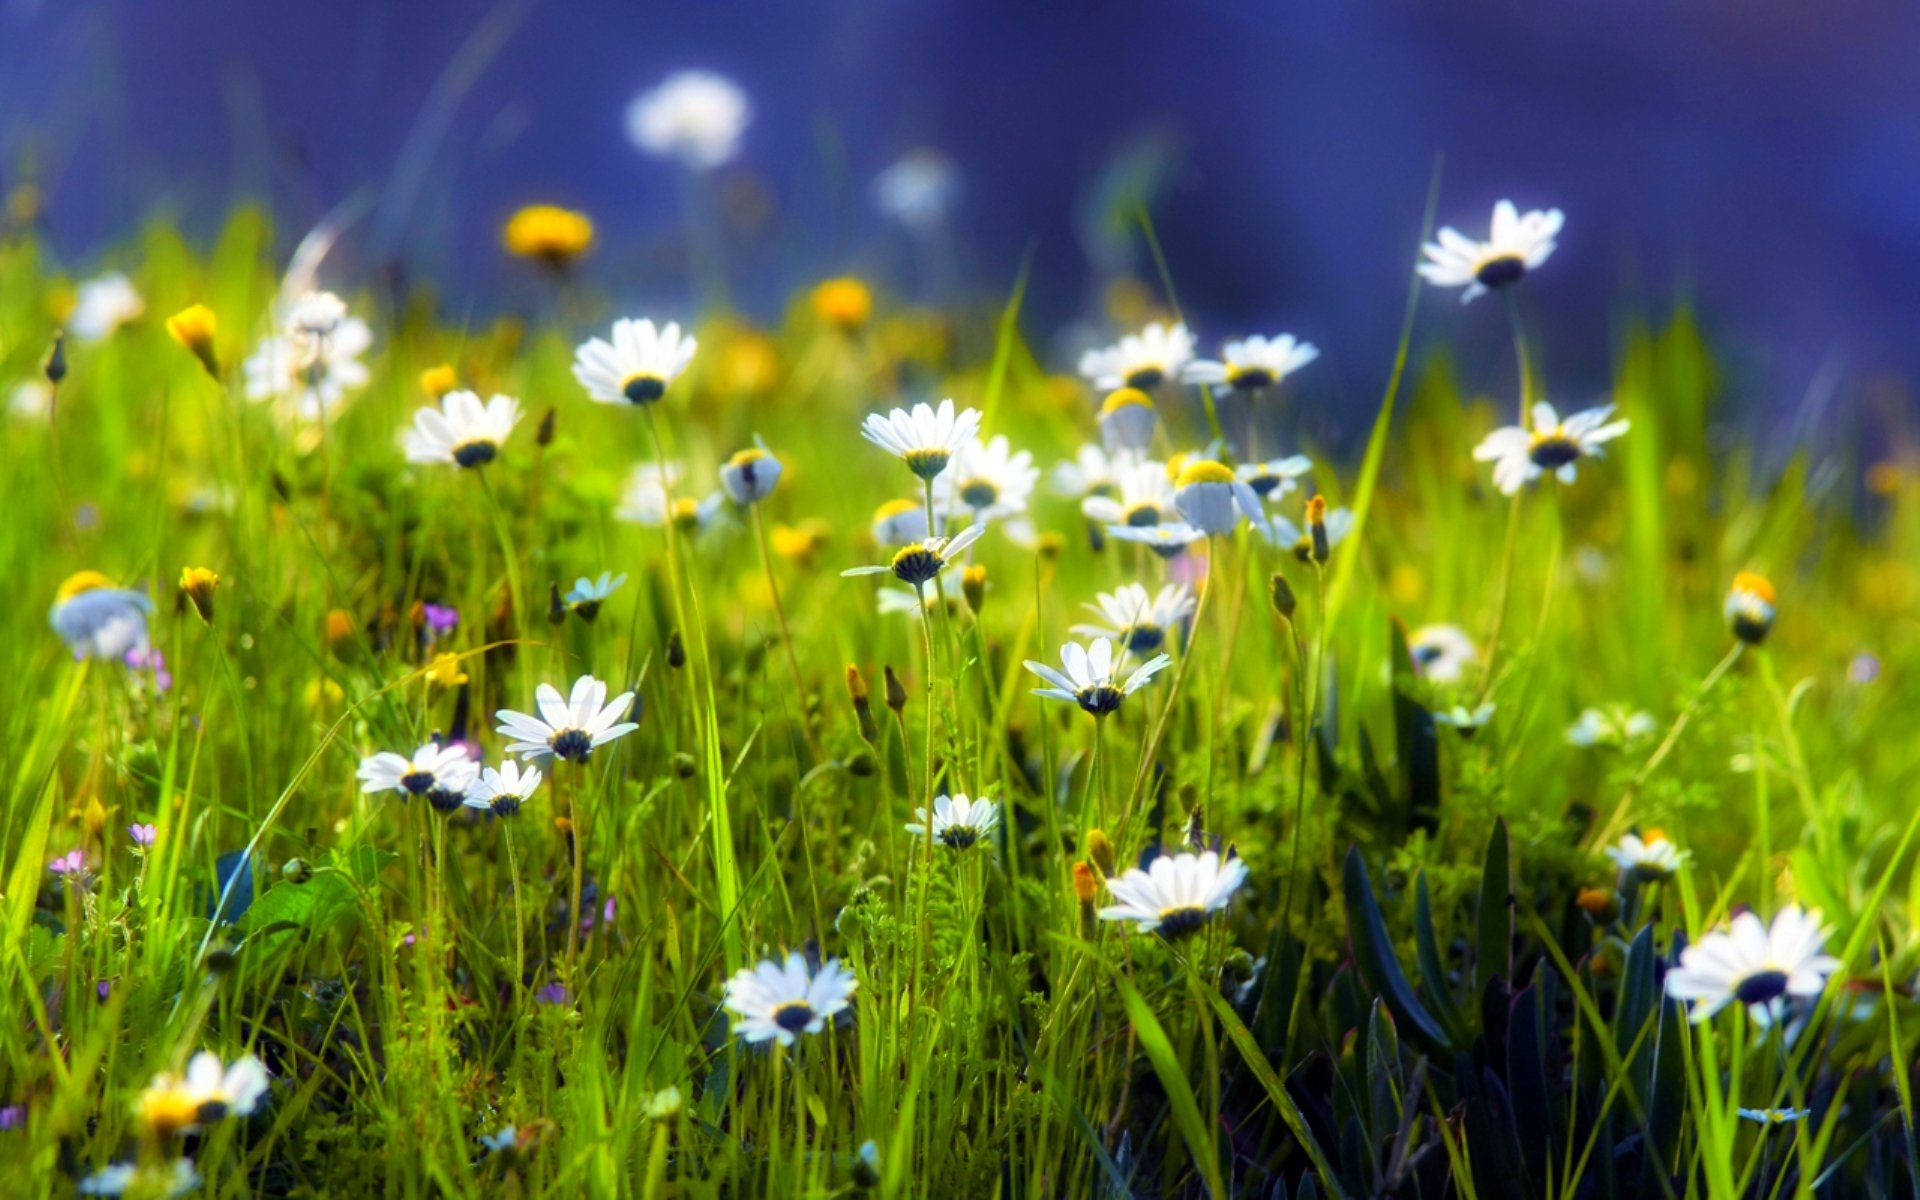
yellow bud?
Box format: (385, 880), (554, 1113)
(1086, 829), (1117, 878)
(811, 277), (873, 330)
(165, 304), (220, 377)
(419, 363), (458, 398)
(961, 564), (988, 616)
(178, 566), (219, 623)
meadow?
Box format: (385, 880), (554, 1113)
(2, 177), (1917, 1200)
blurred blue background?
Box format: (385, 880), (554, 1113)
(5, 0), (1919, 437)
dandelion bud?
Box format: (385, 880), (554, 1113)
(536, 406), (557, 447)
(1072, 861), (1099, 938)
(1725, 571), (1775, 645)
(1085, 828), (1117, 878)
(667, 629), (687, 669)
(1306, 495), (1330, 564)
(547, 582), (567, 626)
(418, 363), (457, 398)
(882, 665), (908, 713)
(962, 564), (988, 616)
(1269, 572), (1297, 620)
(179, 566), (219, 623)
(165, 304), (220, 377)
(1575, 886), (1620, 923)
(44, 333), (66, 385)
(846, 665), (878, 744)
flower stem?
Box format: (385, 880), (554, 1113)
(750, 503), (821, 759)
(1594, 641), (1745, 846)
(1121, 538), (1215, 838)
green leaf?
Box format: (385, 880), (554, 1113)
(1197, 981), (1348, 1199)
(1475, 818), (1512, 998)
(1112, 975), (1226, 1199)
(1412, 872), (1468, 1043)
(1342, 847), (1455, 1057)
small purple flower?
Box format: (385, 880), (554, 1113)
(422, 604), (460, 646)
(124, 646), (172, 692)
(535, 983), (569, 1006)
(48, 849), (85, 876)
(1849, 653), (1881, 685)
(95, 980), (112, 1002)
(580, 894), (617, 934)
(129, 823), (157, 848)
(0, 1105), (24, 1131)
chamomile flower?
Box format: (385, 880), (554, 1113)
(1665, 905), (1839, 1027)
(1071, 583), (1195, 657)
(1106, 521), (1205, 558)
(719, 438), (783, 504)
(1097, 387), (1159, 454)
(1604, 831), (1687, 882)
(1051, 443), (1123, 500)
(859, 398), (981, 481)
(1566, 705), (1656, 748)
(68, 272), (145, 341)
(401, 390), (521, 468)
(1236, 455), (1315, 501)
(871, 497), (933, 546)
(1082, 461), (1173, 528)
(49, 571), (151, 661)
(934, 435), (1039, 525)
(495, 675), (640, 764)
(1725, 572), (1776, 645)
(564, 571), (628, 618)
(137, 1051), (269, 1135)
(842, 525), (985, 587)
(357, 740), (479, 811)
(722, 952), (857, 1047)
(1173, 461), (1267, 537)
(1408, 624), (1477, 683)
(616, 467), (730, 535)
(1025, 637), (1172, 717)
(573, 318), (698, 406)
(626, 70), (751, 170)
(243, 294), (372, 422)
(904, 793), (1000, 851)
(463, 760), (544, 818)
(80, 1159), (201, 1198)
(1738, 1107), (1811, 1126)
(1098, 849), (1248, 937)
(1433, 702), (1496, 733)
(1475, 401), (1630, 496)
(1418, 200), (1565, 303)
(1183, 334), (1319, 393)
(1079, 322), (1195, 391)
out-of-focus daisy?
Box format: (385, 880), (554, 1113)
(1097, 387), (1159, 454)
(479, 1126), (520, 1154)
(1726, 571), (1776, 645)
(67, 272), (145, 341)
(502, 205), (593, 270)
(1025, 637), (1172, 717)
(9, 379), (52, 420)
(842, 526), (984, 588)
(722, 952), (857, 1047)
(1236, 455), (1314, 502)
(876, 573), (963, 619)
(1418, 200), (1565, 303)
(719, 438), (784, 505)
(243, 294), (372, 422)
(49, 572), (152, 661)
(904, 793), (1000, 851)
(1106, 521), (1205, 559)
(496, 675), (639, 764)
(1738, 1107), (1811, 1126)
(80, 1159), (200, 1198)
(564, 571), (628, 619)
(626, 70), (750, 170)
(870, 497), (932, 546)
(573, 318), (697, 406)
(1183, 334), (1318, 393)
(1071, 583), (1195, 657)
(859, 398), (981, 482)
(1433, 702), (1495, 733)
(1079, 322), (1195, 391)
(1174, 461), (1266, 537)
(1566, 705), (1656, 748)
(137, 1050), (269, 1135)
(1475, 401), (1629, 496)
(1052, 443), (1122, 500)
(935, 435), (1038, 526)
(616, 468), (729, 535)
(1665, 905), (1839, 1027)
(356, 741), (479, 811)
(871, 149), (959, 231)
(1408, 624), (1477, 683)
(1604, 830), (1686, 882)
(464, 760), (544, 818)
(401, 390), (521, 468)
(1082, 461), (1173, 528)
(1098, 850), (1248, 937)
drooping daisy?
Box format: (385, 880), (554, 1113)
(495, 675), (640, 764)
(564, 571), (628, 619)
(859, 398), (981, 481)
(1474, 402), (1630, 496)
(464, 760), (544, 818)
(934, 435), (1039, 526)
(904, 793), (1000, 851)
(80, 1159), (201, 1198)
(1097, 387), (1159, 454)
(1025, 637), (1173, 718)
(842, 524), (984, 589)
(722, 952), (857, 1047)
(356, 740), (479, 811)
(1433, 702), (1496, 733)
(1418, 200), (1565, 303)
(625, 70), (751, 170)
(1079, 322), (1196, 391)
(67, 272), (145, 341)
(870, 497), (933, 546)
(1604, 830), (1687, 882)
(1738, 1107), (1811, 1126)
(719, 438), (783, 505)
(1664, 905), (1839, 1027)
(1082, 461), (1173, 528)
(1051, 443), (1123, 500)
(1071, 583), (1195, 657)
(137, 1051), (269, 1135)
(1098, 849), (1248, 937)
(1173, 461), (1267, 537)
(572, 318), (698, 406)
(616, 468), (729, 535)
(871, 149), (960, 231)
(1407, 624), (1477, 683)
(1106, 521), (1205, 559)
(400, 390), (522, 468)
(1236, 455), (1315, 501)
(1725, 572), (1776, 645)
(1566, 705), (1656, 748)
(49, 571), (152, 661)
(1183, 334), (1319, 393)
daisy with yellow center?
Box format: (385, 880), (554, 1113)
(1078, 321), (1196, 391)
(1726, 571), (1776, 644)
(401, 390), (522, 468)
(842, 525), (985, 588)
(1173, 460), (1266, 537)
(137, 1051), (269, 1135)
(1418, 199), (1565, 303)
(1097, 387), (1158, 453)
(1183, 333), (1319, 394)
(572, 318), (697, 406)
(1473, 401), (1629, 496)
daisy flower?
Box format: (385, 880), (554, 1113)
(625, 70), (750, 170)
(871, 497), (933, 546)
(859, 398), (981, 481)
(1433, 702), (1495, 733)
(1182, 334), (1318, 393)
(67, 272), (145, 341)
(1098, 849), (1248, 937)
(1726, 571), (1776, 645)
(842, 525), (985, 588)
(564, 571), (628, 619)
(1664, 904), (1839, 1027)
(573, 318), (698, 406)
(1051, 442), (1123, 500)
(495, 675), (639, 763)
(137, 1051), (269, 1135)
(1082, 460), (1173, 528)
(464, 760), (544, 818)
(722, 952), (857, 1047)
(719, 438), (783, 505)
(1097, 387), (1159, 454)
(1605, 830), (1687, 882)
(49, 571), (151, 661)
(1738, 1107), (1811, 1126)
(1025, 637), (1172, 717)
(1407, 624), (1477, 683)
(904, 793), (1000, 851)
(1106, 521), (1205, 559)
(934, 435), (1039, 525)
(80, 1159), (200, 1198)
(1418, 200), (1565, 303)
(871, 149), (959, 231)
(1071, 583), (1195, 657)
(1236, 455), (1314, 501)
(1173, 461), (1266, 537)
(616, 468), (729, 535)
(357, 740), (479, 811)
(242, 308), (373, 422)
(1566, 705), (1656, 748)
(401, 390), (521, 468)
(1079, 321), (1195, 391)
(1474, 402), (1630, 496)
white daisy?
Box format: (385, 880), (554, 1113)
(401, 390), (521, 468)
(1081, 460), (1173, 528)
(1665, 905), (1838, 1027)
(1051, 443), (1123, 500)
(1078, 321), (1195, 391)
(1433, 702), (1496, 732)
(67, 272), (145, 341)
(1566, 705), (1656, 748)
(1070, 583), (1195, 657)
(1236, 455), (1314, 502)
(285, 291), (349, 338)
(1407, 624), (1477, 683)
(871, 149), (959, 231)
(49, 575), (152, 661)
(1725, 572), (1776, 645)
(722, 952), (857, 1047)
(573, 318), (698, 406)
(1173, 461), (1267, 537)
(9, 379), (52, 420)
(859, 398), (981, 481)
(242, 312), (373, 423)
(1474, 401), (1630, 496)
(904, 793), (1000, 851)
(934, 435), (1038, 525)
(719, 437), (783, 504)
(137, 1051), (269, 1132)
(1098, 849), (1248, 937)
(870, 497), (934, 546)
(463, 760), (544, 818)
(1097, 387), (1159, 453)
(1418, 200), (1565, 303)
(564, 571), (628, 618)
(495, 675), (639, 764)
(1182, 334), (1318, 393)
(1738, 1107), (1811, 1126)
(1106, 521), (1205, 559)
(1025, 637), (1172, 718)
(841, 525), (985, 587)
(80, 1159), (201, 1197)
(356, 740), (479, 811)
(616, 467), (729, 535)
(625, 70), (750, 170)
(1604, 831), (1687, 882)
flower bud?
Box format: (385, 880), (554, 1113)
(1268, 572), (1296, 620)
(883, 665), (908, 713)
(1725, 571), (1775, 645)
(1306, 495), (1330, 564)
(547, 582), (567, 626)
(536, 406), (557, 447)
(418, 363), (457, 398)
(667, 629), (687, 670)
(166, 304), (221, 378)
(961, 564), (987, 616)
(846, 665), (878, 744)
(179, 566), (219, 624)
(1085, 828), (1117, 878)
(44, 333), (66, 385)
(1575, 886), (1620, 923)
